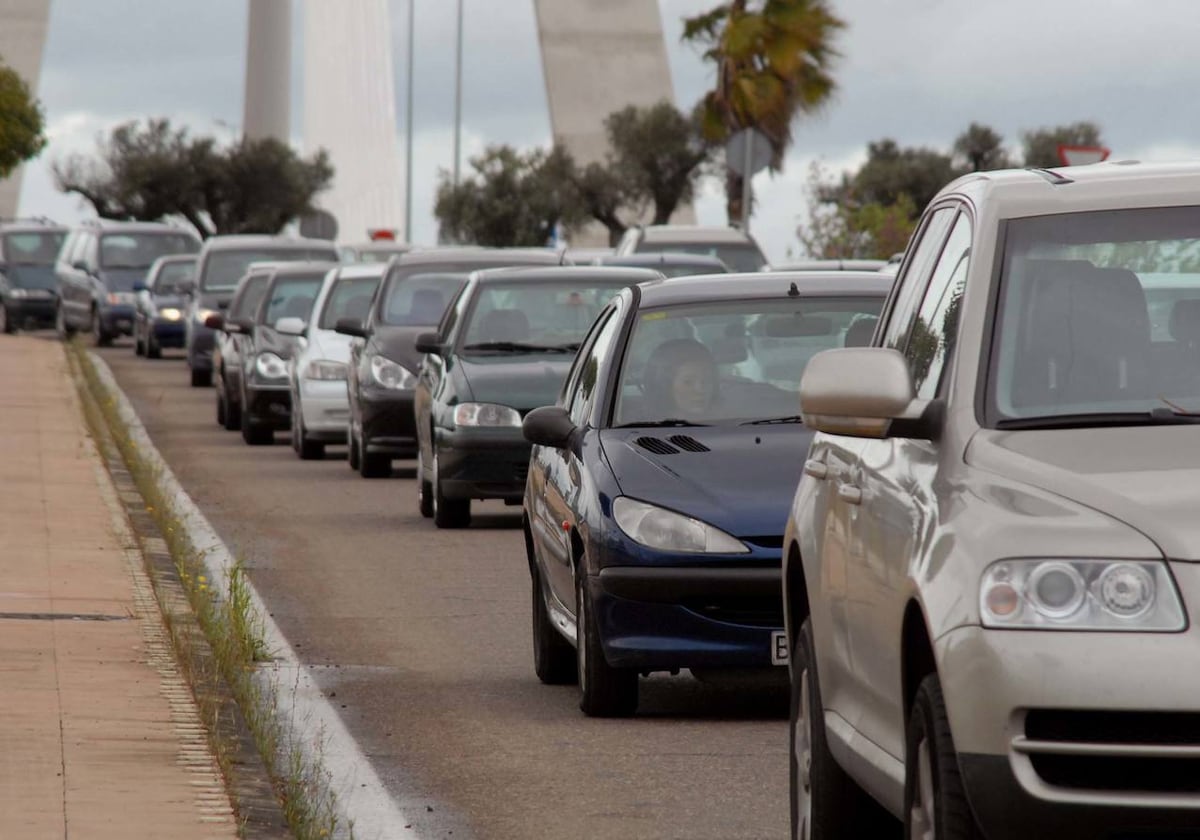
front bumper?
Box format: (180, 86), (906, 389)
(244, 383), (291, 429)
(299, 379), (351, 439)
(100, 304), (135, 336)
(360, 390), (417, 456)
(588, 564), (783, 671)
(5, 297), (56, 325)
(434, 427), (529, 501)
(151, 319), (186, 347)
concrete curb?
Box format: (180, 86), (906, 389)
(87, 350), (427, 840)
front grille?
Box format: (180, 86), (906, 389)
(1021, 710), (1200, 796)
(681, 597), (783, 628)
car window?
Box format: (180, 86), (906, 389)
(200, 248), (338, 291)
(100, 233), (199, 269)
(319, 276), (381, 329)
(379, 272), (467, 326)
(262, 275), (325, 325)
(567, 307), (621, 426)
(989, 205), (1200, 422)
(613, 296), (885, 426)
(460, 281), (629, 351)
(231, 275), (270, 320)
(3, 232), (65, 265)
(906, 213), (971, 399)
(644, 244), (764, 273)
(880, 207), (957, 351)
(152, 260), (196, 294)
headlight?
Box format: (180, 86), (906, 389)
(980, 559), (1186, 631)
(305, 360), (347, 381)
(368, 355), (416, 390)
(158, 307), (182, 321)
(255, 352), (288, 380)
(8, 288), (30, 298)
(612, 496), (748, 554)
(195, 307), (218, 324)
(453, 402), (521, 427)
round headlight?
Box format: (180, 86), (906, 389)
(1098, 563), (1156, 619)
(1027, 562), (1085, 619)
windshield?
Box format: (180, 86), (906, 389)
(153, 260), (195, 294)
(261, 275), (324, 325)
(990, 207), (1200, 425)
(461, 280), (631, 352)
(3, 231), (65, 266)
(100, 233), (199, 269)
(380, 271), (470, 326)
(644, 244), (765, 273)
(319, 276), (381, 329)
(201, 248), (338, 291)
(613, 297), (884, 426)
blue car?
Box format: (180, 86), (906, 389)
(522, 270), (893, 716)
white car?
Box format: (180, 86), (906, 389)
(281, 263), (386, 459)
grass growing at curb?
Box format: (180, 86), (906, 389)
(68, 341), (347, 840)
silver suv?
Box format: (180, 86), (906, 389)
(784, 161), (1200, 838)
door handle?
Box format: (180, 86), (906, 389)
(838, 484), (863, 505)
(803, 459), (828, 480)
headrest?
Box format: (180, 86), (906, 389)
(1170, 299), (1200, 345)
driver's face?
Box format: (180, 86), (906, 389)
(671, 360), (716, 415)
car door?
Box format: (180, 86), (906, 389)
(845, 207), (972, 760)
(531, 303), (623, 611)
(808, 206), (958, 739)
(415, 283), (468, 465)
(59, 232), (87, 325)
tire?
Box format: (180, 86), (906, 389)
(905, 675), (983, 840)
(216, 389), (227, 426)
(431, 448), (469, 528)
(56, 306), (76, 339)
(135, 335), (145, 356)
(531, 557), (575, 685)
(0, 305), (15, 335)
(146, 333), (162, 359)
(293, 399), (325, 460)
(222, 381), (242, 431)
(91, 309), (111, 347)
(790, 618), (895, 839)
(348, 425), (361, 470)
(417, 446), (434, 518)
(358, 431), (391, 478)
(241, 419), (273, 446)
(191, 367), (212, 388)
(576, 567), (637, 717)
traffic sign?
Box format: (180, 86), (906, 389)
(1057, 145), (1111, 166)
(726, 128), (772, 178)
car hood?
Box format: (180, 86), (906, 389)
(373, 325), (432, 373)
(456, 354), (573, 410)
(254, 326), (303, 360)
(152, 294), (185, 309)
(599, 425), (811, 540)
(307, 329), (353, 365)
(968, 426), (1200, 561)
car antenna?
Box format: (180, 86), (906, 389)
(787, 282), (800, 298)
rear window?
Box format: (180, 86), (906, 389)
(100, 233), (199, 269)
(201, 247), (338, 291)
(639, 242), (765, 273)
(3, 231), (65, 265)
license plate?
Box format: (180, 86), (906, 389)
(771, 630), (789, 666)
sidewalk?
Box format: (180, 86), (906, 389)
(0, 335), (236, 839)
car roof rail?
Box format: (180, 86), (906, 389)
(0, 215), (60, 226)
(1026, 167), (1074, 186)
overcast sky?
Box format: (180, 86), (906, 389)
(19, 0), (1200, 262)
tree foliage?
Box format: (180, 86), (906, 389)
(953, 122), (1011, 172)
(1022, 121), (1104, 169)
(0, 57), (47, 179)
(52, 119), (333, 238)
(683, 0), (845, 223)
(797, 162), (916, 260)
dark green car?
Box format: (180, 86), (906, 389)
(413, 266), (659, 529)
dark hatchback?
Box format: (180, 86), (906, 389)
(0, 223), (66, 333)
(208, 265), (275, 431)
(520, 271), (893, 716)
(414, 266), (659, 528)
(133, 254), (196, 358)
(232, 263), (333, 445)
(337, 248), (564, 478)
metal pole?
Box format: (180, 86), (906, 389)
(405, 0), (416, 244)
(741, 131), (754, 233)
(452, 0), (464, 186)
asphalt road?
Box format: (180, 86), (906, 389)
(91, 337), (790, 840)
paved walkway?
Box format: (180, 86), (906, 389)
(0, 336), (236, 839)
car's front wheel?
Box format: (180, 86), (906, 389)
(417, 446), (433, 518)
(0, 304), (15, 335)
(904, 674), (982, 840)
(146, 332), (162, 359)
(576, 567), (637, 717)
(191, 366), (212, 387)
(431, 449), (470, 528)
(790, 617), (895, 839)
(531, 561), (575, 685)
(348, 425), (361, 470)
(292, 398), (324, 460)
(56, 305), (76, 339)
(357, 431), (391, 478)
(91, 308), (111, 347)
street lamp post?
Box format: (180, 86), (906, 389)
(405, 0), (415, 244)
(452, 0), (463, 186)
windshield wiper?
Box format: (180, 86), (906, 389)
(742, 415), (805, 426)
(462, 341), (574, 353)
(614, 419), (709, 428)
(995, 410), (1200, 430)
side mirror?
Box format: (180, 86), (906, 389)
(204, 313), (225, 331)
(334, 317), (368, 338)
(523, 406), (578, 450)
(132, 282), (148, 293)
(799, 348), (931, 439)
(275, 316), (306, 336)
(415, 331), (443, 355)
(178, 280), (195, 296)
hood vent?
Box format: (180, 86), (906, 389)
(669, 435), (710, 453)
(635, 437), (679, 456)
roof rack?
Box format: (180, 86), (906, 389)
(0, 216), (60, 226)
(1026, 167), (1074, 186)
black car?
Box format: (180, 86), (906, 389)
(413, 266), (659, 528)
(56, 220), (200, 345)
(521, 271), (892, 715)
(231, 263), (332, 445)
(133, 255), (196, 358)
(592, 252), (730, 277)
(208, 265), (276, 431)
(336, 248), (564, 478)
(0, 221), (66, 333)
(184, 235), (339, 387)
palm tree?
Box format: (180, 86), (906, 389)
(683, 0), (845, 225)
